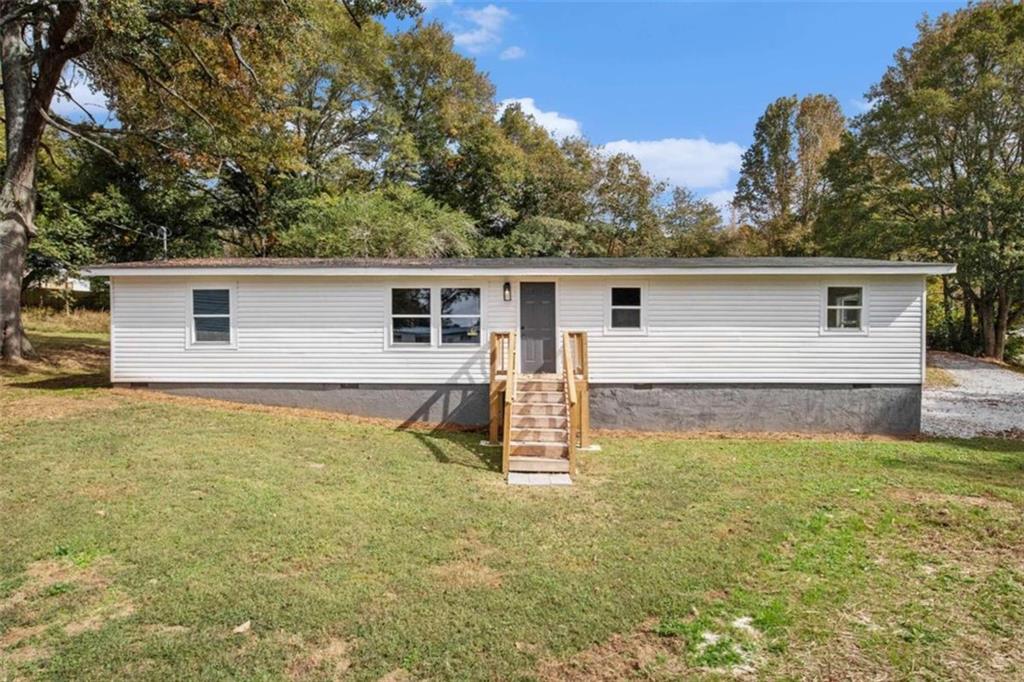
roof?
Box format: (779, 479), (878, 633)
(83, 257), (955, 277)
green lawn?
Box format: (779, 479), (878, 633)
(2, 316), (1023, 680)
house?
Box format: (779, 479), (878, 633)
(84, 257), (955, 478)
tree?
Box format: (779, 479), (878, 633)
(275, 185), (476, 258)
(0, 0), (418, 361)
(820, 1), (1024, 359)
(496, 216), (601, 257)
(593, 153), (666, 256)
(661, 187), (735, 257)
(733, 94), (845, 255)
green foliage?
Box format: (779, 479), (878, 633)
(734, 94), (845, 255)
(497, 217), (602, 257)
(662, 187), (735, 257)
(276, 186), (477, 258)
(818, 1), (1024, 358)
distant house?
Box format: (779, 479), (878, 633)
(85, 257), (954, 478)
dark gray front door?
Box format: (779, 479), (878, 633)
(520, 282), (556, 373)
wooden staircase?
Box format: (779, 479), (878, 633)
(508, 374), (570, 473)
(489, 330), (590, 481)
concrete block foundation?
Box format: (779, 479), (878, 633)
(129, 382), (922, 435)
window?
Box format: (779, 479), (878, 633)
(441, 287), (481, 345)
(191, 288), (231, 344)
(610, 287), (642, 329)
(826, 286), (864, 330)
(391, 288), (432, 344)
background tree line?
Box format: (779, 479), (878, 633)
(5, 1), (1024, 361)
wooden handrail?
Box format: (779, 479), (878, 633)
(565, 331), (590, 451)
(562, 331), (578, 475)
(501, 331), (518, 478)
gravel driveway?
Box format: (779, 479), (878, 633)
(922, 352), (1024, 438)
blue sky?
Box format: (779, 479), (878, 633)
(415, 0), (966, 210)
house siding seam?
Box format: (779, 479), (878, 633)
(109, 273), (924, 386)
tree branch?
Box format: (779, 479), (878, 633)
(37, 106), (122, 163)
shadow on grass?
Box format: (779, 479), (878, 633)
(10, 371), (111, 390)
(880, 439), (1024, 489)
(402, 428), (501, 472)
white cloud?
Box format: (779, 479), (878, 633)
(703, 188), (737, 218)
(601, 137), (743, 190)
(52, 73), (111, 123)
(849, 97), (876, 114)
(499, 45), (526, 61)
(453, 4), (510, 53)
(420, 0), (453, 11)
(497, 97), (582, 141)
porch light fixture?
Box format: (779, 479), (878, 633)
(503, 282), (512, 302)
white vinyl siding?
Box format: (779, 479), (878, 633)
(109, 273), (924, 385)
(558, 275), (924, 384)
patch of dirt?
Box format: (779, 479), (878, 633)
(141, 624), (191, 636)
(286, 636), (353, 680)
(590, 426), (907, 444)
(536, 619), (688, 681)
(0, 624), (47, 649)
(378, 669), (412, 682)
(0, 556), (133, 663)
(430, 560), (502, 590)
(64, 600), (135, 636)
(889, 488), (1017, 513)
(0, 392), (123, 423)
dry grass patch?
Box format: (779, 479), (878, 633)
(537, 620), (690, 681)
(23, 308), (109, 335)
(925, 365), (959, 389)
(0, 556), (134, 666)
(286, 636), (354, 680)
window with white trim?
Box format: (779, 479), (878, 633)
(610, 287), (642, 329)
(191, 288), (232, 344)
(826, 286), (864, 330)
(391, 288), (432, 345)
(440, 287), (481, 345)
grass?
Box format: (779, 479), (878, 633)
(1, 312), (1023, 680)
(925, 365), (959, 389)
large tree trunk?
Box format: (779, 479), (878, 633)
(977, 294), (998, 359)
(994, 286), (1010, 361)
(0, 175), (35, 361)
(0, 3), (79, 361)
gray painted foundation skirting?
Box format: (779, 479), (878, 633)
(136, 382), (489, 427)
(126, 381), (922, 434)
(589, 383), (922, 435)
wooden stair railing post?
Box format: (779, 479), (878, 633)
(502, 331), (517, 478)
(578, 332), (590, 448)
(562, 331), (578, 476)
(488, 332), (500, 443)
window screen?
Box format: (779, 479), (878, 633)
(610, 287), (642, 329)
(192, 289), (231, 343)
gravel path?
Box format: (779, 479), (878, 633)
(922, 352), (1024, 439)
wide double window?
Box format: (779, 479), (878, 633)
(391, 287), (481, 347)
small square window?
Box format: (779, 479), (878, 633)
(825, 286), (864, 331)
(610, 287), (642, 330)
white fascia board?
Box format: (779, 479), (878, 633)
(83, 265), (957, 278)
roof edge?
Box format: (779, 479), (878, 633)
(83, 263), (957, 277)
